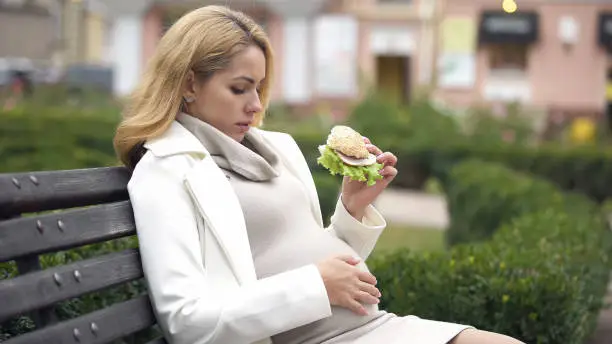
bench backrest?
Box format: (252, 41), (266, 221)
(0, 167), (166, 344)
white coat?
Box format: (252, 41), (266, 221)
(127, 121), (387, 344)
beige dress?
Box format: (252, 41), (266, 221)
(177, 113), (473, 344)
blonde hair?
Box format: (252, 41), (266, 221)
(113, 5), (274, 168)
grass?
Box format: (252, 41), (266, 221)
(371, 225), (446, 256)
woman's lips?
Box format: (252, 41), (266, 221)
(236, 123), (250, 132)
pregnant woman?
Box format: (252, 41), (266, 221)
(113, 5), (523, 344)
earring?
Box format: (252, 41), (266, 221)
(184, 96), (195, 103)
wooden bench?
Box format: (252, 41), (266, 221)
(0, 167), (167, 344)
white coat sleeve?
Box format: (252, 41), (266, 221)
(324, 195), (386, 260)
(128, 156), (332, 344)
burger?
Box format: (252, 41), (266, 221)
(317, 125), (384, 186)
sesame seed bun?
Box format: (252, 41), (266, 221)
(326, 126), (370, 159)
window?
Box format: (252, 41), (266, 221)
(488, 44), (528, 71)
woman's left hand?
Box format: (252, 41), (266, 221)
(341, 137), (398, 221)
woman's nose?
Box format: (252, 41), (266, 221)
(247, 94), (263, 114)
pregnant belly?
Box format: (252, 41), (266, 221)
(252, 230), (386, 344)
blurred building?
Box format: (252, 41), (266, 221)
(0, 0), (112, 88)
(0, 0), (111, 65)
(5, 0), (612, 123)
(434, 0), (612, 123)
(0, 0), (57, 86)
(60, 0), (110, 66)
(0, 0), (55, 61)
(105, 0), (439, 116)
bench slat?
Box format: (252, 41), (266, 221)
(2, 295), (157, 344)
(0, 167), (130, 216)
(0, 201), (135, 262)
(14, 254), (59, 327)
(0, 249), (143, 322)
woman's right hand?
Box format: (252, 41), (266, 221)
(316, 255), (382, 316)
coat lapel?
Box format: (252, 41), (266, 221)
(183, 156), (257, 285)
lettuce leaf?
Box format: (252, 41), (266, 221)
(317, 145), (384, 186)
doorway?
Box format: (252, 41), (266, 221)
(375, 55), (411, 104)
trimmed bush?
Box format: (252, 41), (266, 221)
(0, 108), (120, 173)
(443, 159), (591, 245)
(347, 92), (409, 149)
(408, 142), (612, 205)
(369, 160), (612, 344)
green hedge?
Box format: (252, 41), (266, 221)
(0, 108), (120, 173)
(369, 160), (612, 343)
(443, 160), (594, 246)
(407, 142), (612, 204)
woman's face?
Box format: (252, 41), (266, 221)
(184, 45), (266, 142)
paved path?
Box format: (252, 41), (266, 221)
(374, 189), (449, 229)
(376, 188), (612, 344)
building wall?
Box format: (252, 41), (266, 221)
(63, 0), (111, 66)
(266, 13), (284, 101)
(348, 0), (433, 87)
(62, 0), (85, 64)
(360, 18), (422, 91)
(111, 15), (144, 95)
(0, 9), (55, 60)
(300, 0), (432, 116)
(276, 0), (431, 116)
(108, 0), (434, 103)
(136, 0), (431, 100)
(435, 0), (612, 117)
(531, 4), (608, 111)
(85, 12), (108, 64)
(142, 6), (163, 69)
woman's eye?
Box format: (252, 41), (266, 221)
(231, 87), (246, 95)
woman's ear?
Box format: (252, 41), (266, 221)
(183, 70), (197, 102)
